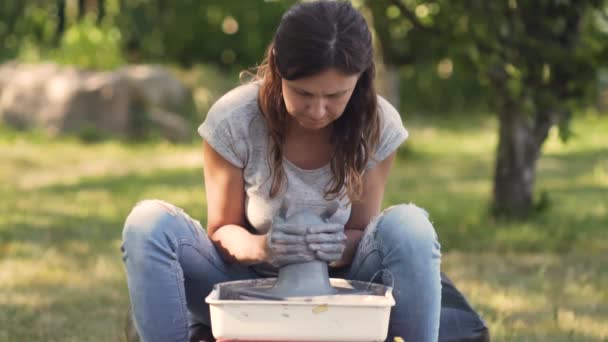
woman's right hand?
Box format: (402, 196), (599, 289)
(265, 219), (316, 267)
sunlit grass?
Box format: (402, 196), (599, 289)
(444, 253), (608, 341)
(1, 113), (606, 341)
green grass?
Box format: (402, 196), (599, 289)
(0, 113), (606, 341)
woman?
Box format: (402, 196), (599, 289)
(122, 1), (487, 342)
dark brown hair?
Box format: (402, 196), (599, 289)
(257, 0), (380, 201)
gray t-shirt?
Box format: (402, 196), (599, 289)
(198, 82), (408, 234)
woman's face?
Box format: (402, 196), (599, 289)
(281, 68), (359, 131)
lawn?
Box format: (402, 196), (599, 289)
(0, 112), (606, 341)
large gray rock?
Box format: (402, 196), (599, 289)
(121, 64), (191, 113)
(0, 62), (194, 141)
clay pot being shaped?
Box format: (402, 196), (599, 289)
(238, 201), (341, 299)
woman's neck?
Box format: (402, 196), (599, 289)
(285, 118), (332, 142)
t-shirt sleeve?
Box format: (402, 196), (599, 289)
(197, 103), (248, 168)
(367, 96), (409, 169)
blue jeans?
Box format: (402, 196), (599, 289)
(121, 200), (442, 342)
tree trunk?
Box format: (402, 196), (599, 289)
(376, 62), (401, 110)
(488, 66), (547, 218)
(493, 107), (541, 217)
(97, 0), (106, 23)
(55, 0), (66, 44)
(78, 0), (86, 20)
(366, 0), (406, 110)
(4, 1), (25, 36)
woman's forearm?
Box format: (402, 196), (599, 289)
(331, 228), (364, 268)
(210, 224), (269, 265)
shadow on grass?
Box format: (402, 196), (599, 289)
(391, 143), (607, 253)
(540, 147), (607, 177)
(0, 275), (128, 341)
(444, 253), (608, 341)
(1, 167), (214, 341)
(42, 167), (202, 194)
(1, 168), (207, 260)
(404, 112), (497, 134)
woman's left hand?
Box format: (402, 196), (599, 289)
(305, 223), (347, 263)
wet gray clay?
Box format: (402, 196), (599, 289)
(270, 201), (340, 297)
(241, 201), (341, 298)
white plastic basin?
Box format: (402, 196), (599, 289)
(206, 278), (395, 342)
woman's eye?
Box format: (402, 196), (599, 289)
(294, 89), (307, 96)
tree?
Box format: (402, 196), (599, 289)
(78, 0), (86, 19)
(98, 0), (105, 23)
(56, 0), (66, 44)
(0, 1), (26, 59)
(115, 0), (297, 68)
(367, 0), (608, 217)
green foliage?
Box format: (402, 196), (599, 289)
(115, 0), (296, 68)
(370, 0), (608, 117)
(0, 0), (295, 70)
(75, 123), (110, 143)
(50, 15), (124, 70)
(368, 0), (608, 216)
(397, 60), (490, 115)
(1, 1), (52, 60)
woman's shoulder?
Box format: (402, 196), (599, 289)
(198, 82), (264, 168)
(205, 82), (261, 124)
(376, 95), (402, 125)
(367, 94), (408, 168)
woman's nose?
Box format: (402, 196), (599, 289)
(307, 97), (327, 119)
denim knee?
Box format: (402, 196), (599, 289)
(375, 203), (441, 257)
(122, 199), (187, 258)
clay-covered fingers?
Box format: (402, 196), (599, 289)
(306, 223), (346, 244)
(309, 242), (345, 262)
(271, 253), (316, 265)
(270, 243), (310, 255)
(315, 250), (344, 263)
(267, 221), (312, 267)
(268, 231), (307, 245)
(267, 243), (315, 266)
(305, 232), (347, 243)
(306, 223), (344, 235)
(308, 243), (345, 253)
(305, 223), (346, 263)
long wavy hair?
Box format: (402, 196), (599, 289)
(256, 0), (380, 201)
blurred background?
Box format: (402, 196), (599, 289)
(0, 0), (607, 341)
